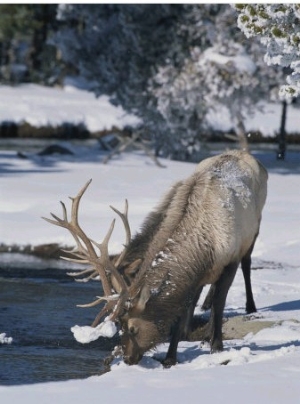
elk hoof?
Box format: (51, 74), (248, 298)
(210, 341), (223, 353)
(246, 304), (257, 314)
(162, 357), (177, 368)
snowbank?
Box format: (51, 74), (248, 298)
(0, 84), (140, 132)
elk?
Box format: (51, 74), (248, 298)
(43, 150), (268, 367)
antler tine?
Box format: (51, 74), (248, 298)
(60, 255), (89, 264)
(60, 200), (68, 221)
(77, 293), (119, 308)
(95, 218), (116, 250)
(69, 179), (92, 226)
(67, 267), (97, 278)
(110, 199), (131, 244)
(91, 303), (114, 328)
(97, 222), (129, 296)
(110, 199), (131, 268)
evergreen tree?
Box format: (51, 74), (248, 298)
(0, 4), (58, 84)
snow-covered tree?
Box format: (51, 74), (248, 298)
(55, 4), (201, 157)
(149, 5), (284, 154)
(55, 5), (193, 113)
(235, 4), (300, 101)
(147, 5), (220, 158)
(149, 49), (206, 159)
(54, 4), (286, 160)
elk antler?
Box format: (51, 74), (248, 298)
(42, 179), (132, 326)
(110, 199), (131, 268)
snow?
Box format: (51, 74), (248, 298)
(213, 158), (252, 210)
(1, 83), (300, 402)
(0, 333), (13, 345)
(71, 320), (117, 343)
(202, 47), (257, 75)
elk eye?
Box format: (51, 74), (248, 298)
(128, 326), (138, 336)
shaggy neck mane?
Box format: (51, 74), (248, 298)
(136, 174), (201, 283)
(133, 173), (216, 326)
(124, 180), (183, 263)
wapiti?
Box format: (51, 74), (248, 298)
(44, 150), (268, 366)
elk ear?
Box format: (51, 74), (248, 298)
(135, 285), (150, 312)
(124, 258), (142, 279)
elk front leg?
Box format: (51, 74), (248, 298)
(163, 317), (183, 368)
(163, 288), (203, 368)
(208, 262), (239, 353)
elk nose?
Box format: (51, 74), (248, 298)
(123, 356), (136, 366)
(123, 354), (142, 366)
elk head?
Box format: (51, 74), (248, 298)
(120, 315), (162, 365)
(119, 285), (167, 365)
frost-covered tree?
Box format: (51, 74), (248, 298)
(149, 5), (284, 154)
(147, 5), (221, 158)
(54, 4), (231, 158)
(56, 5), (181, 105)
(54, 4), (197, 154)
(235, 4), (300, 101)
(149, 48), (206, 159)
(54, 4), (286, 160)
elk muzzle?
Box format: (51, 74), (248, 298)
(120, 317), (162, 365)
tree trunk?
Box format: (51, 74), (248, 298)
(277, 100), (287, 160)
(31, 6), (49, 72)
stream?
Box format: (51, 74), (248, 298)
(0, 254), (118, 386)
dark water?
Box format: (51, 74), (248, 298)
(0, 254), (119, 386)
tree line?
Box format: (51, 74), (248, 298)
(0, 4), (298, 160)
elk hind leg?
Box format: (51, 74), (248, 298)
(242, 235), (258, 314)
(201, 284), (215, 311)
(203, 234), (259, 315)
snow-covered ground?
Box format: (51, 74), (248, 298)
(1, 84), (300, 402)
(0, 83), (140, 132)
